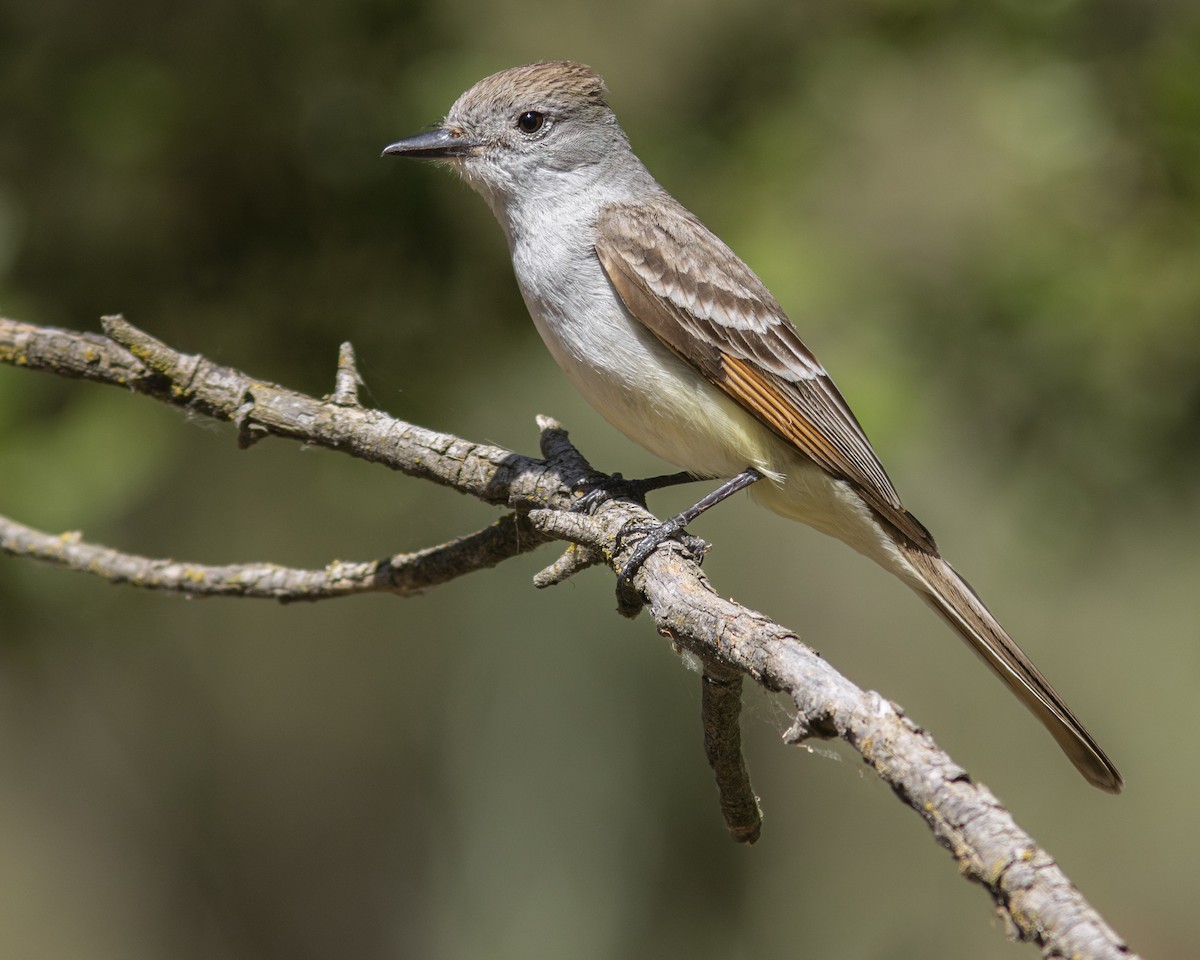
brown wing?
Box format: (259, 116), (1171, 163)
(595, 196), (934, 550)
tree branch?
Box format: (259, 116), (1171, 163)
(701, 659), (762, 844)
(1, 314), (579, 509)
(0, 512), (548, 600)
(0, 315), (1136, 959)
(527, 507), (1134, 959)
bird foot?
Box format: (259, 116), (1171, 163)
(571, 470), (696, 514)
(616, 519), (708, 581)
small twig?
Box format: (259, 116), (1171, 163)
(533, 544), (604, 587)
(700, 660), (762, 844)
(0, 512), (549, 601)
(331, 341), (363, 407)
(536, 414), (594, 478)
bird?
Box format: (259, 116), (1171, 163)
(382, 60), (1122, 793)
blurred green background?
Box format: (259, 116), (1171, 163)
(2, 1), (1197, 957)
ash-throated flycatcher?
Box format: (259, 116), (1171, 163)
(383, 61), (1122, 793)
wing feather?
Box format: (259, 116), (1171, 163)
(595, 197), (934, 549)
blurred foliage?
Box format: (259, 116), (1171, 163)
(2, 1), (1199, 959)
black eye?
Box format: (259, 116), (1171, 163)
(516, 111), (545, 133)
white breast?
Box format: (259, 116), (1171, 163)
(505, 203), (782, 479)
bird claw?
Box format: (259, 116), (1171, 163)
(572, 470), (698, 515)
(616, 520), (707, 581)
(571, 473), (637, 514)
(569, 472), (710, 579)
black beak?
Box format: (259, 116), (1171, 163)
(381, 127), (480, 159)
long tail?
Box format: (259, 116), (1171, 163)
(898, 542), (1123, 793)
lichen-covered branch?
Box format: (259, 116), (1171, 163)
(701, 660), (762, 844)
(0, 315), (1136, 960)
(526, 513), (1135, 960)
(0, 314), (580, 510)
(0, 512), (548, 600)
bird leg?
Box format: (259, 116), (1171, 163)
(616, 468), (763, 580)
